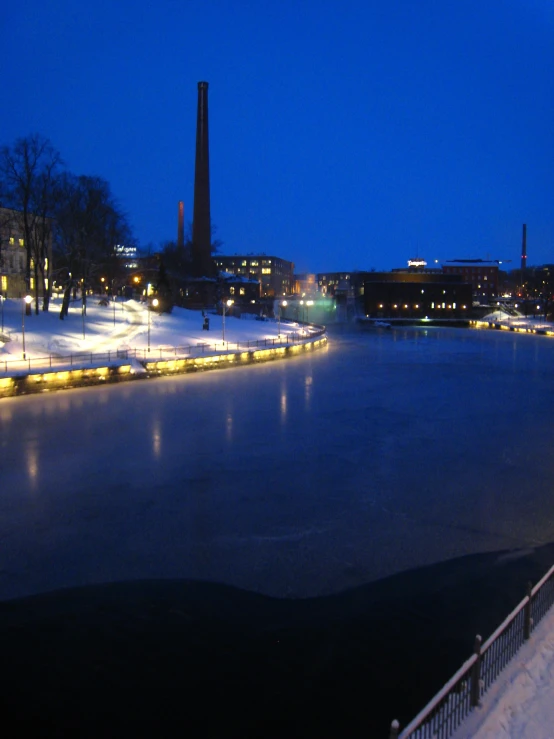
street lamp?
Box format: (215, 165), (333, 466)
(112, 279), (117, 326)
(278, 300), (287, 336)
(306, 300), (314, 325)
(222, 299), (234, 343)
(147, 297), (159, 352)
(21, 294), (32, 359)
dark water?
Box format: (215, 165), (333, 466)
(2, 325), (554, 601)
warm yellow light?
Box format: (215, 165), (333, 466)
(152, 298), (159, 307)
(24, 294), (32, 304)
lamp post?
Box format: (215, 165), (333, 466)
(147, 297), (159, 352)
(22, 294), (32, 359)
(306, 300), (314, 325)
(278, 300), (287, 336)
(222, 299), (234, 343)
(112, 279), (117, 326)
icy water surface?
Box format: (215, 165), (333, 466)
(2, 325), (554, 600)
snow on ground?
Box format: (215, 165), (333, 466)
(0, 296), (313, 372)
(451, 606), (554, 739)
(481, 310), (553, 330)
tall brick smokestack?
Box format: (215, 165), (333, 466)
(177, 201), (184, 249)
(521, 224), (527, 272)
(192, 81), (214, 277)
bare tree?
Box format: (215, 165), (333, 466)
(0, 134), (62, 313)
(54, 174), (134, 319)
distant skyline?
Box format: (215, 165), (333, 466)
(2, 0), (553, 273)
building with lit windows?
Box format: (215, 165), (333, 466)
(214, 255), (295, 297)
(363, 271), (472, 319)
(0, 207), (52, 298)
(441, 260), (499, 302)
(114, 243), (138, 270)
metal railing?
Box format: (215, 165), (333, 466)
(389, 562), (554, 739)
(0, 327), (327, 375)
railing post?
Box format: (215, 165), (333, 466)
(470, 634), (482, 707)
(524, 581), (533, 640)
(389, 719), (400, 739)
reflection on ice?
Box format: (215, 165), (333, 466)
(151, 419), (161, 459)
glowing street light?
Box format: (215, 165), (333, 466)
(222, 299), (234, 343)
(21, 294), (32, 359)
(147, 297), (159, 352)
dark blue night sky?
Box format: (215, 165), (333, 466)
(3, 0), (553, 273)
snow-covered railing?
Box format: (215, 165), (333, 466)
(0, 328), (327, 375)
(389, 562), (554, 739)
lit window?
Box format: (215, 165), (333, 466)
(1, 276), (6, 291)
(19, 238), (24, 246)
(250, 261), (259, 267)
(30, 277), (35, 289)
(229, 287), (235, 294)
(262, 268), (271, 274)
(239, 287), (245, 295)
(242, 260), (247, 266)
(9, 237), (14, 245)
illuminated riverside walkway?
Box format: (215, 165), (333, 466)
(0, 330), (328, 399)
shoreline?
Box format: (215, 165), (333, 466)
(0, 333), (328, 399)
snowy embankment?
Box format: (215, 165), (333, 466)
(0, 297), (318, 376)
(451, 605), (554, 738)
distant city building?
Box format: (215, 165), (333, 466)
(294, 273), (317, 295)
(364, 271), (472, 318)
(214, 255), (294, 297)
(114, 243), (138, 270)
(219, 271), (260, 305)
(317, 271), (371, 298)
(442, 260), (499, 302)
(0, 207), (52, 298)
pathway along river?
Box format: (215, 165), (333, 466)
(2, 324), (554, 602)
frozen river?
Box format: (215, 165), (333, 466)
(2, 325), (554, 601)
